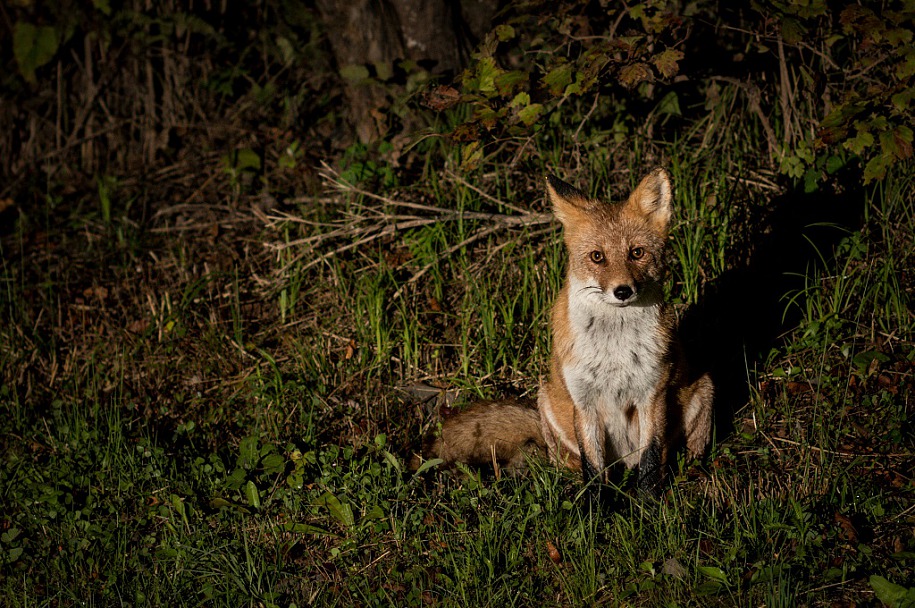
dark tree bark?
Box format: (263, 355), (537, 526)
(316, 0), (498, 143)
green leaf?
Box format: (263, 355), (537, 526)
(363, 504), (386, 521)
(845, 130), (874, 155)
(315, 492), (355, 527)
(244, 481), (261, 509)
(475, 57), (502, 94)
(543, 64), (574, 96)
(495, 70), (528, 96)
(413, 457), (443, 476)
(853, 350), (890, 371)
(863, 154), (890, 183)
(224, 467), (247, 491)
(238, 436), (260, 469)
(698, 566), (729, 584)
(517, 103), (544, 126)
(460, 142), (484, 172)
(656, 91), (681, 116)
(825, 155), (844, 174)
(781, 17), (806, 45)
(494, 24), (515, 42)
(275, 522), (333, 535)
(869, 575), (915, 608)
(92, 0), (112, 15)
(13, 23), (59, 84)
(891, 89), (913, 112)
(261, 453), (286, 476)
(234, 148), (261, 172)
(381, 450), (402, 474)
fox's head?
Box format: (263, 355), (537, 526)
(546, 168), (672, 307)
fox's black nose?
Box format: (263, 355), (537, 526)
(613, 285), (634, 301)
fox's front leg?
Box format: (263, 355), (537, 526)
(637, 398), (666, 495)
(574, 407), (606, 484)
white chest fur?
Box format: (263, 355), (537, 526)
(561, 277), (664, 461)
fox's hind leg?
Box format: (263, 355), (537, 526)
(683, 374), (714, 459)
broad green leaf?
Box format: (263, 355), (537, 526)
(233, 148), (261, 172)
(413, 457), (443, 476)
(853, 350), (890, 371)
(543, 64), (573, 96)
(869, 575), (915, 608)
(315, 492), (355, 527)
(517, 103), (543, 126)
(14, 23), (59, 83)
(656, 91), (681, 116)
(495, 70), (528, 95)
(845, 130), (874, 155)
(495, 24), (515, 42)
(261, 453), (286, 476)
(698, 566), (729, 584)
(475, 57), (502, 94)
(244, 481), (261, 509)
(224, 467), (246, 491)
(863, 154), (890, 183)
(510, 92), (531, 108)
(363, 505), (386, 521)
(238, 435), (260, 469)
(781, 17), (806, 44)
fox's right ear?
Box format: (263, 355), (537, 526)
(546, 175), (590, 226)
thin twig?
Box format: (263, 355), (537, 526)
(444, 170), (529, 214)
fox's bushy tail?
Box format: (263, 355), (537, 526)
(417, 400), (547, 472)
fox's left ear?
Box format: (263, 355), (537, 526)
(626, 167), (672, 235)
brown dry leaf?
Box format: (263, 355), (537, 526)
(894, 537), (905, 554)
(545, 541), (562, 564)
(428, 296), (442, 312)
(422, 85), (461, 111)
(83, 286), (109, 300)
(0, 198), (13, 213)
(834, 512), (858, 542)
(128, 318), (149, 334)
(384, 246), (413, 267)
(652, 49), (684, 78)
(618, 63), (653, 88)
(786, 381), (812, 394)
(344, 340), (356, 360)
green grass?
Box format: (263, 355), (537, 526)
(2, 106), (914, 607)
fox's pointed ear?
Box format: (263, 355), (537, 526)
(545, 175), (590, 226)
(626, 168), (672, 235)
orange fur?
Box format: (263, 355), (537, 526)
(419, 169), (713, 490)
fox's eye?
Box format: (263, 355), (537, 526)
(630, 247), (645, 260)
(589, 250), (604, 264)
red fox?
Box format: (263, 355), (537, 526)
(420, 168), (714, 492)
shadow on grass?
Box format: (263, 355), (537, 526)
(681, 166), (866, 439)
